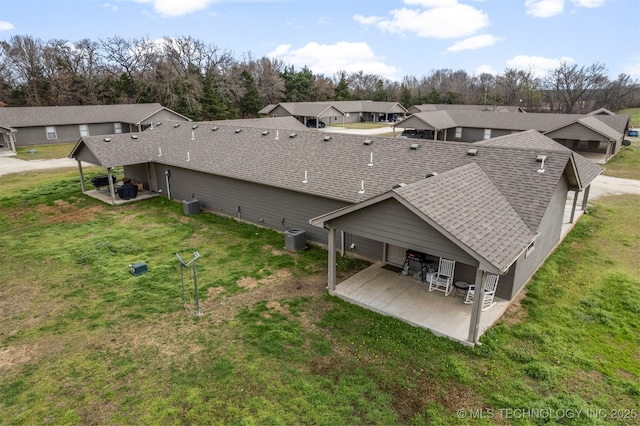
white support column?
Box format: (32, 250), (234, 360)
(468, 268), (486, 344)
(581, 185), (591, 211)
(107, 167), (116, 205)
(77, 160), (86, 193)
(569, 189), (579, 223)
(327, 226), (336, 291)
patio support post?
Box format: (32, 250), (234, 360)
(569, 189), (579, 223)
(77, 160), (86, 192)
(327, 226), (336, 290)
(468, 268), (486, 344)
(107, 167), (116, 205)
(581, 185), (591, 211)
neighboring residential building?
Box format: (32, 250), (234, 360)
(407, 104), (526, 114)
(259, 101), (408, 125)
(395, 109), (630, 163)
(0, 103), (191, 148)
(70, 117), (601, 333)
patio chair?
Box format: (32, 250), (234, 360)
(428, 258), (455, 296)
(464, 274), (499, 310)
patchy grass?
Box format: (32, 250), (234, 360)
(15, 142), (77, 160)
(603, 138), (640, 179)
(0, 169), (639, 425)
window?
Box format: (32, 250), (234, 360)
(483, 129), (491, 140)
(79, 124), (89, 137)
(455, 127), (462, 138)
(45, 126), (57, 140)
(525, 241), (535, 258)
(577, 140), (588, 149)
(113, 122), (122, 134)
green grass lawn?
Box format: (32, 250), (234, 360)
(15, 142), (77, 160)
(0, 167), (638, 425)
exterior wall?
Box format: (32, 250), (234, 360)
(141, 110), (189, 126)
(152, 165), (355, 249)
(124, 163), (155, 191)
(546, 124), (610, 154)
(328, 198), (479, 267)
(15, 123), (130, 146)
(507, 177), (569, 299)
(267, 105), (293, 118)
(445, 127), (512, 143)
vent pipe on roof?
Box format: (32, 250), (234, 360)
(537, 155), (547, 173)
(187, 152), (191, 162)
(158, 147), (162, 157)
(368, 152), (373, 167)
(302, 170), (308, 184)
(275, 130), (279, 140)
(358, 180), (365, 194)
(191, 131), (195, 140)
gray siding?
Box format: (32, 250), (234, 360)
(508, 177), (568, 299)
(153, 165), (350, 246)
(15, 123), (131, 146)
(329, 198), (478, 266)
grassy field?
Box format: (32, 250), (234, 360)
(15, 142), (77, 160)
(0, 165), (638, 424)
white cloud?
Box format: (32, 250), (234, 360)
(447, 34), (503, 52)
(526, 0), (606, 18)
(571, 0), (606, 7)
(622, 63), (640, 79)
(0, 21), (15, 31)
(506, 55), (575, 78)
(355, 1), (489, 39)
(475, 64), (498, 75)
(525, 0), (564, 18)
(131, 0), (218, 17)
(100, 2), (119, 12)
(268, 41), (401, 81)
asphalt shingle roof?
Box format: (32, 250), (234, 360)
(394, 162), (534, 271)
(0, 103), (188, 127)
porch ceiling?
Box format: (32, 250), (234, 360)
(330, 262), (510, 345)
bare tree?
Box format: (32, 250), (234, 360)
(543, 62), (609, 113)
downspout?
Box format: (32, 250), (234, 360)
(164, 170), (172, 200)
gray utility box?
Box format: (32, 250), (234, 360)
(284, 228), (307, 252)
(183, 198), (200, 215)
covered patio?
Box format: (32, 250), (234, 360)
(83, 187), (160, 205)
(330, 262), (510, 346)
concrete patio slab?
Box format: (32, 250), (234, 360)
(330, 262), (510, 346)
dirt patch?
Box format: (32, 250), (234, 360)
(39, 203), (103, 224)
(497, 288), (528, 326)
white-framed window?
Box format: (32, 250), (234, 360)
(113, 122), (122, 134)
(455, 127), (462, 138)
(525, 241), (535, 258)
(483, 129), (492, 140)
(45, 126), (57, 140)
(79, 124), (89, 137)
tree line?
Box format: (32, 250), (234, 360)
(0, 34), (638, 120)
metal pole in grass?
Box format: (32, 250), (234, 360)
(176, 252), (202, 316)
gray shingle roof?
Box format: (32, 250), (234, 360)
(400, 110), (628, 138)
(410, 104), (523, 113)
(72, 122), (601, 238)
(395, 162), (534, 272)
(0, 103), (189, 127)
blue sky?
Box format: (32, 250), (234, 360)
(1, 0), (638, 82)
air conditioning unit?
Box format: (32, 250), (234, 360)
(284, 229), (307, 252)
(183, 198), (200, 215)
